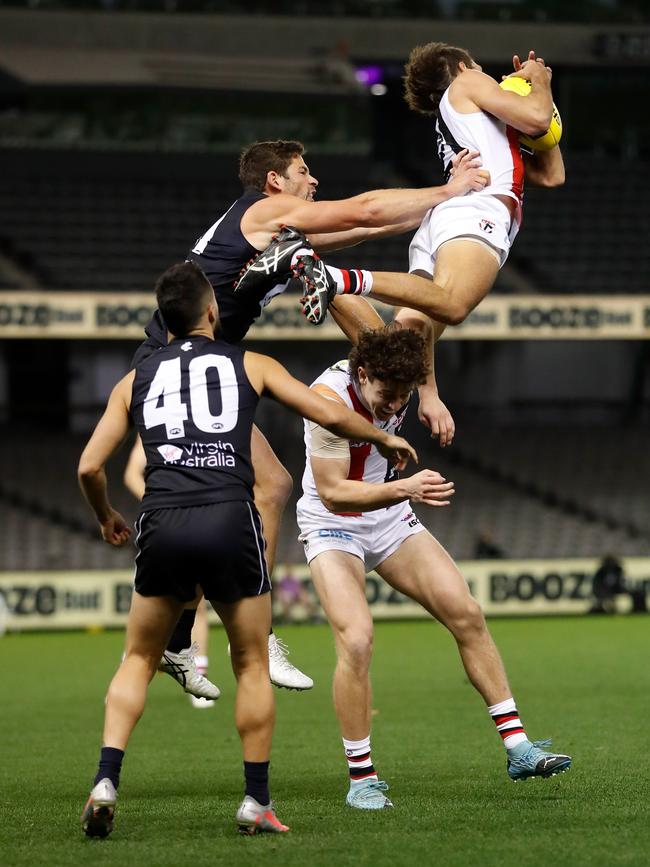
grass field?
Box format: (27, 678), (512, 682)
(2, 616), (648, 867)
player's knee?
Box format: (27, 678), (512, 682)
(447, 597), (486, 638)
(338, 626), (374, 671)
(440, 298), (471, 326)
(123, 647), (161, 673)
(229, 643), (268, 678)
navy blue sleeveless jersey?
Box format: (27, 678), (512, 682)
(131, 335), (258, 509)
(144, 189), (281, 347)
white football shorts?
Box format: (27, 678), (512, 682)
(409, 193), (520, 274)
(297, 500), (426, 572)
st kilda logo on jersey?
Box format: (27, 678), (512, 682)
(479, 218), (495, 234)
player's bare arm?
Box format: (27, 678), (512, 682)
(123, 434), (147, 500)
(78, 371), (134, 546)
(241, 156), (489, 250)
(308, 150), (490, 251)
(508, 51), (565, 188)
(327, 295), (385, 345)
(393, 307), (455, 446)
(523, 141), (565, 187)
(310, 434), (454, 513)
(308, 219), (422, 254)
(453, 63), (552, 137)
(243, 352), (416, 469)
(523, 146), (565, 187)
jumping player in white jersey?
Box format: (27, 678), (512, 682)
(290, 46), (564, 332)
(238, 49), (564, 443)
(297, 325), (571, 810)
(78, 262), (417, 838)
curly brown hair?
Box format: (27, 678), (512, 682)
(238, 140), (305, 191)
(348, 324), (428, 388)
(404, 42), (474, 115)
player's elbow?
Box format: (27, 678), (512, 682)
(523, 109), (552, 138)
(316, 485), (342, 513)
(78, 457), (102, 483)
(540, 163), (566, 188)
(355, 193), (393, 228)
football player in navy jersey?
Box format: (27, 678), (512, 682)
(141, 139), (489, 689)
(79, 262), (417, 839)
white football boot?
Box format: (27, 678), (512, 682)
(267, 634), (313, 691)
(158, 641), (221, 700)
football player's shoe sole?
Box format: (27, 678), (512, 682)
(295, 254), (336, 325)
(234, 226), (308, 301)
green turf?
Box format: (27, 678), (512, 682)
(1, 617), (648, 867)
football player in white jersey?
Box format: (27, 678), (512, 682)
(294, 46), (564, 327)
(241, 49), (564, 442)
(298, 323), (571, 811)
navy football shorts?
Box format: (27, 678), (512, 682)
(134, 501), (271, 604)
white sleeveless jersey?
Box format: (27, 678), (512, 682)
(297, 360), (408, 520)
(436, 87), (524, 209)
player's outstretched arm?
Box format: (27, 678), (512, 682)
(243, 352), (416, 470)
(78, 372), (134, 546)
(241, 153), (489, 241)
(308, 150), (490, 251)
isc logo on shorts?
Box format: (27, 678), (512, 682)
(401, 510), (420, 528)
(479, 218), (495, 234)
(317, 529), (354, 540)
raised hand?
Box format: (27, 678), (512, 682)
(417, 390), (455, 447)
(511, 50), (552, 81)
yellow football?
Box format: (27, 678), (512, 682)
(499, 76), (562, 151)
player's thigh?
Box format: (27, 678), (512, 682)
(309, 550), (372, 637)
(212, 593), (272, 670)
(434, 238), (500, 303)
(124, 591), (184, 658)
(376, 531), (474, 622)
(250, 424), (292, 498)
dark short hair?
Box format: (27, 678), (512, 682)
(155, 262), (214, 337)
(238, 140), (305, 191)
(348, 324), (428, 388)
(404, 42), (475, 115)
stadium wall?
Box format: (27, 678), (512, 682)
(2, 558), (649, 631)
(2, 292), (650, 340)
